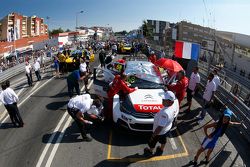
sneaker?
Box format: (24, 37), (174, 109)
(143, 147), (153, 157)
(155, 146), (163, 156)
(204, 156), (209, 164)
(82, 135), (92, 142)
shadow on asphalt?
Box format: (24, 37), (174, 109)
(0, 123), (16, 129)
(46, 101), (68, 111)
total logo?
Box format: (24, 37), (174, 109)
(134, 104), (163, 113)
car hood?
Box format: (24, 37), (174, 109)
(128, 89), (164, 113)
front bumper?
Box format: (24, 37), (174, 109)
(113, 95), (154, 132)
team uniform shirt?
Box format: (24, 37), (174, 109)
(172, 99), (180, 118)
(203, 80), (216, 102)
(153, 105), (176, 135)
(168, 77), (189, 104)
(67, 70), (80, 83)
(68, 94), (93, 113)
(33, 61), (40, 71)
(80, 63), (87, 72)
(108, 75), (135, 97)
(1, 88), (19, 105)
(213, 75), (220, 91)
(117, 59), (126, 64)
(188, 72), (200, 91)
(25, 64), (32, 74)
(148, 54), (157, 64)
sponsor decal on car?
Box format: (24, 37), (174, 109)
(133, 104), (163, 113)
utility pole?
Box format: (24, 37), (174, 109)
(75, 11), (83, 31)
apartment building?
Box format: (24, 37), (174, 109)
(0, 13), (48, 41)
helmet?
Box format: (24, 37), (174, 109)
(151, 51), (155, 54)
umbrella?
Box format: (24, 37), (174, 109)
(155, 58), (183, 75)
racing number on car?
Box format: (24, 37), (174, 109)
(127, 76), (136, 83)
(115, 64), (123, 72)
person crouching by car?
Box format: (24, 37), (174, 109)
(107, 73), (137, 120)
(167, 70), (189, 106)
(67, 94), (103, 142)
(144, 91), (177, 156)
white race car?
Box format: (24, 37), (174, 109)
(93, 61), (179, 132)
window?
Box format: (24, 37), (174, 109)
(183, 31), (188, 35)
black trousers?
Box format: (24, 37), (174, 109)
(67, 79), (80, 98)
(26, 73), (33, 86)
(35, 70), (41, 81)
(67, 107), (87, 138)
(6, 103), (24, 126)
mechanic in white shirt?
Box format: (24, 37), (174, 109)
(186, 67), (200, 112)
(1, 80), (24, 127)
(25, 61), (33, 87)
(33, 59), (41, 81)
(67, 94), (103, 142)
(212, 69), (220, 91)
(197, 73), (216, 123)
(144, 91), (177, 156)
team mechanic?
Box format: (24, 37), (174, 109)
(144, 91), (177, 156)
(67, 94), (103, 142)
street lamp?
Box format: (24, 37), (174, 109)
(76, 11), (84, 31)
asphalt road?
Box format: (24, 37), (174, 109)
(0, 53), (249, 167)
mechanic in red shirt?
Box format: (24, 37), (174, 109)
(167, 70), (189, 105)
(106, 73), (136, 119)
(148, 51), (157, 64)
(117, 57), (126, 64)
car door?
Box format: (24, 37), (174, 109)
(93, 67), (115, 98)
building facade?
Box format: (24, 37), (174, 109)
(147, 20), (170, 45)
(0, 13), (48, 41)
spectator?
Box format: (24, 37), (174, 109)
(197, 73), (216, 124)
(212, 69), (220, 91)
(33, 59), (41, 81)
(25, 61), (33, 87)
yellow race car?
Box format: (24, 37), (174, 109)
(120, 44), (132, 53)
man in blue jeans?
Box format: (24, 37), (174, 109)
(67, 68), (87, 98)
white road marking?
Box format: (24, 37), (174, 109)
(35, 112), (68, 167)
(0, 77), (54, 126)
(169, 133), (177, 150)
(37, 73), (95, 167)
(45, 116), (72, 167)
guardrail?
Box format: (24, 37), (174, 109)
(0, 58), (52, 83)
(149, 43), (250, 143)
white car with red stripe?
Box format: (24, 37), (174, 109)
(93, 61), (178, 132)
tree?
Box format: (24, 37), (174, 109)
(114, 30), (128, 36)
(65, 29), (71, 32)
(142, 20), (153, 39)
(49, 28), (64, 36)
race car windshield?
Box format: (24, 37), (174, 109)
(127, 75), (164, 89)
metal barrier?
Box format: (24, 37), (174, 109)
(150, 43), (250, 143)
(0, 58), (52, 83)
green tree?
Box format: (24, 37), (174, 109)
(142, 20), (153, 39)
(49, 28), (64, 36)
(65, 29), (71, 32)
(114, 30), (128, 36)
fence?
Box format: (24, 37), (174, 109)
(149, 43), (250, 143)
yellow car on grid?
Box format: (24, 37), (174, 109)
(120, 43), (132, 54)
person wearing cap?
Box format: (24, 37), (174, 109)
(144, 91), (178, 156)
(192, 108), (242, 165)
(167, 70), (189, 105)
(67, 94), (103, 141)
(67, 68), (87, 98)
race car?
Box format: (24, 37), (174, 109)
(93, 60), (179, 132)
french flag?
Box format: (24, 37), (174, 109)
(174, 41), (200, 61)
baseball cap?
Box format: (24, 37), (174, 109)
(224, 108), (233, 118)
(162, 91), (175, 101)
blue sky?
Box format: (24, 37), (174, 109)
(0, 0), (249, 35)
